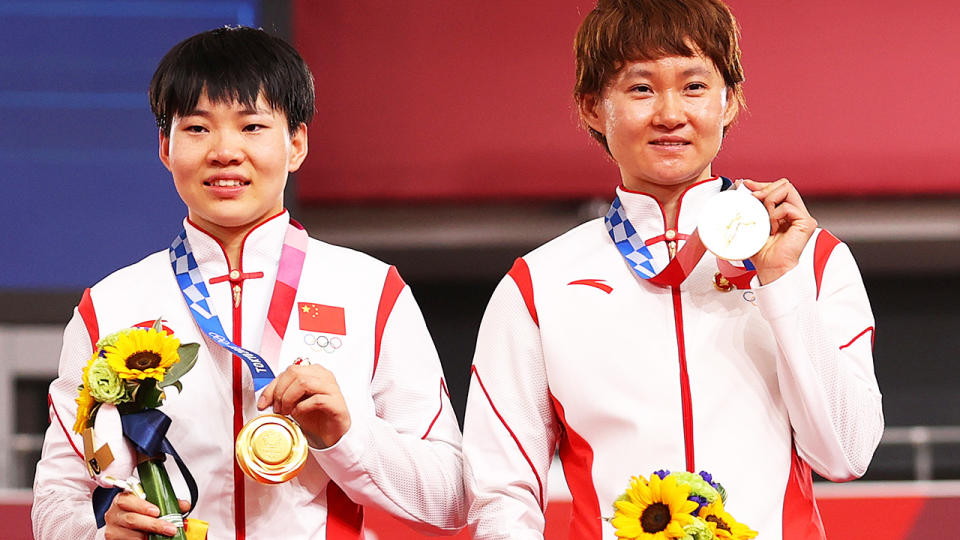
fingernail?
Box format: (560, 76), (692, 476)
(164, 525), (178, 536)
(148, 504), (161, 517)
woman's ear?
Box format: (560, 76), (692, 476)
(287, 123), (309, 173)
(158, 130), (172, 172)
(578, 93), (606, 135)
(722, 87), (740, 128)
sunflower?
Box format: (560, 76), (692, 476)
(104, 328), (180, 381)
(611, 474), (698, 539)
(72, 353), (99, 433)
(701, 499), (757, 539)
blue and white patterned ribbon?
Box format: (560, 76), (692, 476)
(605, 197), (660, 279)
(604, 177), (754, 283)
(169, 231), (276, 391)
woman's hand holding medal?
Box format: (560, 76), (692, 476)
(256, 363), (351, 449)
(741, 178), (819, 285)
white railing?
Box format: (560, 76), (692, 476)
(880, 426), (960, 481)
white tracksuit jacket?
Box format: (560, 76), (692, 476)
(463, 178), (883, 539)
(33, 212), (465, 540)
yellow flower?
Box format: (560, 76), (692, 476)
(611, 474), (698, 539)
(104, 328), (180, 381)
(73, 385), (96, 434)
(72, 351), (99, 433)
(701, 499), (757, 539)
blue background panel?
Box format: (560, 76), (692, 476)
(1, 1), (258, 289)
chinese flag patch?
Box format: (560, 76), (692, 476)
(298, 302), (346, 335)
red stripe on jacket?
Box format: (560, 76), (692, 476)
(373, 266), (406, 378)
(78, 288), (99, 349)
(46, 289), (99, 463)
(813, 230), (841, 299)
(47, 395), (83, 460)
(550, 394), (601, 539)
(231, 273), (246, 539)
(472, 366), (545, 509)
(782, 447), (827, 539)
(840, 326), (875, 351)
(508, 258), (538, 326)
(421, 379), (450, 440)
(326, 483), (365, 539)
(671, 288), (696, 472)
(49, 287), (102, 458)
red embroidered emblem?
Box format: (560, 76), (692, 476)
(713, 272), (735, 292)
(133, 319), (174, 335)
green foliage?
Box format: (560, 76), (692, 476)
(134, 378), (164, 409)
(159, 343), (199, 389)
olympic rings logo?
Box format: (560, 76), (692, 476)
(303, 333), (343, 353)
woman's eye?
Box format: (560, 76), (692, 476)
(631, 85), (652, 93)
(687, 82), (707, 92)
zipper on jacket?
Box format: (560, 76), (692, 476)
(666, 226), (694, 472)
(231, 276), (246, 540)
(672, 286), (695, 472)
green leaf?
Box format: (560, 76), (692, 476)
(151, 317), (164, 332)
(116, 401), (143, 415)
(137, 459), (188, 540)
(135, 378), (164, 409)
(158, 343), (200, 388)
(171, 380), (182, 393)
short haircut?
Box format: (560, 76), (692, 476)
(149, 26), (315, 136)
(574, 0), (745, 150)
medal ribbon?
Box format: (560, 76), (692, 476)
(169, 219), (309, 391)
(605, 178), (756, 288)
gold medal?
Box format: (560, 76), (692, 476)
(235, 414), (308, 484)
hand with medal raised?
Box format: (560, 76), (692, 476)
(234, 359), (341, 484)
(741, 178), (819, 285)
(239, 361), (350, 484)
(257, 362), (351, 448)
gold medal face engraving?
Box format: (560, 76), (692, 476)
(252, 424), (293, 464)
(235, 414), (308, 484)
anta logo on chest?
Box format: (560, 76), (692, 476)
(567, 279), (613, 294)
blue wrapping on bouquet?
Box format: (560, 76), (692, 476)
(92, 409), (198, 528)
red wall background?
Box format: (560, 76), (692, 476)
(361, 495), (958, 540)
(292, 1), (959, 202)
(7, 490), (957, 539)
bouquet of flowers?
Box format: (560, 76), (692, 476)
(609, 470), (757, 540)
(73, 319), (201, 540)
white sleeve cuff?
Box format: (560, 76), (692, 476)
(308, 415), (372, 479)
(753, 261), (816, 321)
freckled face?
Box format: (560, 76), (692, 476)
(159, 93), (308, 235)
(581, 54), (738, 197)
